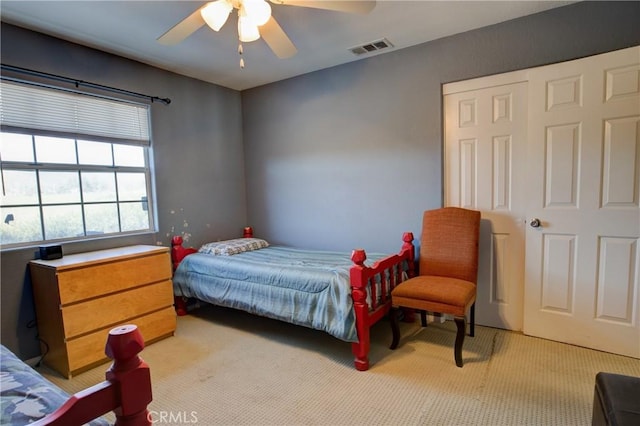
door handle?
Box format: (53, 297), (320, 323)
(530, 218), (541, 228)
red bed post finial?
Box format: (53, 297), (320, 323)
(350, 248), (370, 371)
(170, 235), (197, 316)
(171, 235), (186, 315)
(400, 232), (417, 322)
(171, 236), (184, 271)
(105, 325), (152, 426)
(243, 226), (253, 238)
(351, 248), (366, 266)
(402, 232), (416, 278)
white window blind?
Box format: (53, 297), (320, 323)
(0, 79), (150, 145)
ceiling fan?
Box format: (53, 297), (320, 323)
(158, 0), (377, 67)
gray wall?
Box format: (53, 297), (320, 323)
(0, 24), (246, 358)
(1, 1), (639, 359)
(242, 1), (640, 253)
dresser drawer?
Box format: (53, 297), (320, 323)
(62, 280), (174, 339)
(65, 307), (177, 377)
(57, 252), (171, 305)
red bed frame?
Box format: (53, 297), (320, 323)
(171, 227), (415, 371)
(33, 324), (152, 426)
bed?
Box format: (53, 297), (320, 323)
(1, 324), (152, 426)
(171, 228), (415, 371)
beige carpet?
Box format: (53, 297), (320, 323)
(40, 305), (640, 425)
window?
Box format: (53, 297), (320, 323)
(0, 79), (155, 248)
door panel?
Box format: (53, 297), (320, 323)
(444, 80), (527, 331)
(524, 46), (640, 358)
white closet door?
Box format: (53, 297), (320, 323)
(444, 77), (528, 331)
(523, 46), (640, 358)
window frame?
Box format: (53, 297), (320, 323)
(0, 80), (157, 250)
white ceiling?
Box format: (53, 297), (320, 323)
(1, 1), (575, 91)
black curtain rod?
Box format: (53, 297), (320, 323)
(1, 64), (171, 105)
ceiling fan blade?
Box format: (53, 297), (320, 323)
(157, 7), (207, 45)
(271, 0), (376, 14)
(260, 16), (297, 59)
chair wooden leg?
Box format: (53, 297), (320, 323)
(454, 316), (466, 367)
(420, 310), (428, 327)
(470, 303), (475, 337)
(389, 308), (400, 349)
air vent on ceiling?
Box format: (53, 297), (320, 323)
(349, 38), (394, 56)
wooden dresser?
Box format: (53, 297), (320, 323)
(29, 245), (176, 378)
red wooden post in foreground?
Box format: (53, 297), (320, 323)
(105, 324), (153, 426)
(33, 324), (152, 426)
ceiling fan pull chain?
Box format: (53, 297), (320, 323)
(238, 42), (245, 69)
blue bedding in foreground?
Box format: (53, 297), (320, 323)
(172, 246), (389, 342)
(0, 345), (109, 426)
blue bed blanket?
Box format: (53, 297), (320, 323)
(172, 246), (390, 343)
(0, 345), (109, 426)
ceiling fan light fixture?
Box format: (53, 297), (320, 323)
(243, 0), (272, 26)
(201, 0), (233, 31)
(238, 14), (260, 42)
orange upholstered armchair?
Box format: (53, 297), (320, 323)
(390, 207), (481, 367)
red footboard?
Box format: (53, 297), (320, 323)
(349, 232), (415, 371)
(34, 324), (152, 426)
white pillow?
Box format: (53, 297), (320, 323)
(198, 238), (269, 256)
